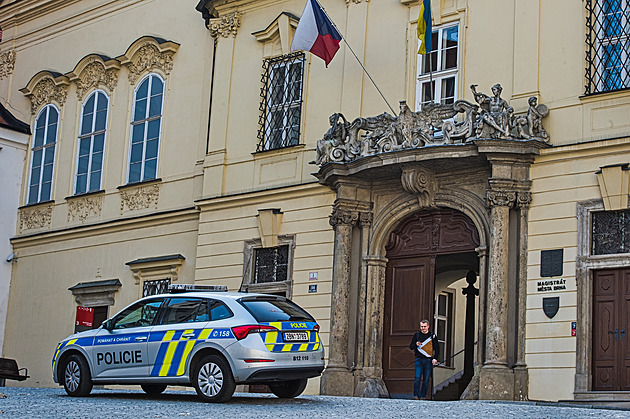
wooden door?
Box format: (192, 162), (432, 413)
(382, 256), (434, 395)
(592, 268), (630, 391)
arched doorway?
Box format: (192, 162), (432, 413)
(382, 208), (480, 397)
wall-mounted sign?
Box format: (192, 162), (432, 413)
(76, 306), (94, 327)
(308, 284), (317, 293)
(540, 249), (563, 277)
(309, 272), (318, 281)
(543, 297), (560, 319)
(571, 321), (577, 336)
(537, 278), (567, 292)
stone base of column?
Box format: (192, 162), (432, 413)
(513, 366), (529, 401)
(354, 375), (389, 398)
(320, 367), (355, 396)
(479, 366), (515, 400)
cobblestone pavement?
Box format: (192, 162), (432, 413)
(0, 387), (628, 418)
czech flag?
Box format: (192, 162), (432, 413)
(417, 0), (432, 55)
(291, 0), (342, 67)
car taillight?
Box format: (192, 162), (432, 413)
(231, 324), (278, 340)
(313, 324), (320, 332)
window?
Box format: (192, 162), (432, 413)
(586, 0), (630, 94)
(592, 209), (630, 254)
(128, 74), (163, 183)
(416, 24), (459, 109)
(434, 291), (453, 367)
(210, 300), (233, 321)
(113, 299), (163, 329)
(160, 298), (207, 324)
(239, 297), (313, 323)
(143, 278), (171, 297)
(257, 52), (304, 152)
(254, 245), (289, 284)
(75, 91), (108, 194)
(28, 105), (59, 204)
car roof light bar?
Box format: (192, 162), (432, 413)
(168, 284), (228, 293)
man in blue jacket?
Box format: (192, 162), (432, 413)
(410, 319), (439, 400)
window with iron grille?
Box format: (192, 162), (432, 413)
(143, 278), (171, 297)
(416, 23), (459, 109)
(254, 245), (289, 283)
(257, 53), (304, 152)
(592, 209), (630, 254)
(585, 0), (630, 94)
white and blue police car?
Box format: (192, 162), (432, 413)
(52, 285), (325, 402)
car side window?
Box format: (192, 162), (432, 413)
(210, 300), (233, 321)
(113, 299), (163, 329)
(160, 298), (206, 325)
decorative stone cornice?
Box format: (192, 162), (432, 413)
(347, 0), (369, 3)
(487, 190), (517, 208)
(0, 50), (16, 80)
(20, 72), (69, 114)
(117, 37), (179, 84)
(67, 55), (121, 100)
(401, 166), (437, 207)
(19, 203), (53, 232)
(67, 194), (103, 223)
(120, 183), (160, 212)
(208, 12), (241, 38)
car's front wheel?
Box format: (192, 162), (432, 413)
(141, 384), (167, 395)
(62, 354), (93, 397)
(192, 354), (235, 403)
(269, 378), (307, 398)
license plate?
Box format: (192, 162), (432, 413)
(283, 332), (308, 342)
(292, 355), (309, 361)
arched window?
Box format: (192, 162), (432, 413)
(128, 74), (164, 183)
(28, 105), (59, 204)
(76, 91), (108, 194)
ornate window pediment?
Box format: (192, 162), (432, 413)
(252, 12), (299, 58)
(117, 36), (180, 84)
(66, 54), (121, 100)
(19, 71), (69, 114)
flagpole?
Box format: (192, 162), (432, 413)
(316, 1), (397, 115)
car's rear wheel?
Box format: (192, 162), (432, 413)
(141, 384), (167, 395)
(63, 354), (93, 397)
(192, 354), (235, 403)
(269, 378), (307, 398)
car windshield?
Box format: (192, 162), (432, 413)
(239, 298), (314, 323)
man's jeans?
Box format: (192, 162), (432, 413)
(413, 357), (433, 398)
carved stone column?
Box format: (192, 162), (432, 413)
(513, 191), (531, 400)
(354, 212), (372, 373)
(354, 255), (389, 398)
(321, 207), (358, 396)
(479, 189), (516, 400)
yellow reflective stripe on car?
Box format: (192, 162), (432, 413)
(198, 328), (213, 340)
(177, 340), (196, 376)
(159, 341), (179, 376)
(265, 331), (278, 345)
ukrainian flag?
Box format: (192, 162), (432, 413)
(417, 0), (433, 55)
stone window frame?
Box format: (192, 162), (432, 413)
(75, 89), (110, 195)
(126, 254), (185, 299)
(575, 198), (630, 393)
(241, 235), (295, 298)
(68, 278), (122, 309)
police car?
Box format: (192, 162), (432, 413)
(52, 285), (325, 402)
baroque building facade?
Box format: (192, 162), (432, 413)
(1, 0), (630, 404)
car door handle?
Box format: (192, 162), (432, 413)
(135, 336), (147, 342)
(182, 333), (196, 339)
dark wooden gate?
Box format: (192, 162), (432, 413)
(382, 208), (479, 396)
(592, 268), (630, 391)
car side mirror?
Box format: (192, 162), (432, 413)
(103, 319), (114, 331)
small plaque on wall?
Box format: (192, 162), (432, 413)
(308, 284), (317, 293)
(540, 249), (563, 277)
